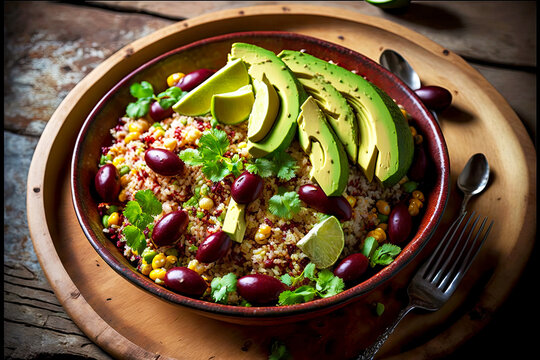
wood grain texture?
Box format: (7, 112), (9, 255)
(24, 3), (535, 360)
(5, 1), (536, 359)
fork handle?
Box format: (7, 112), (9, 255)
(357, 304), (416, 360)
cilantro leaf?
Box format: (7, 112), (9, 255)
(268, 190), (301, 219)
(178, 148), (205, 166)
(123, 225), (147, 255)
(198, 128), (229, 159)
(316, 270), (344, 298)
(203, 161), (231, 182)
(271, 152), (298, 181)
(135, 189), (162, 216)
(246, 158), (275, 178)
(123, 201), (142, 225)
(130, 81), (154, 98)
(370, 243), (402, 267)
(278, 286), (317, 305)
(126, 98), (152, 119)
(210, 273), (237, 304)
(280, 273), (293, 287)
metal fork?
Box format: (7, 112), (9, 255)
(358, 211), (494, 360)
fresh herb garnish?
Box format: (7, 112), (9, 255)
(178, 128), (244, 182)
(278, 262), (345, 305)
(125, 81), (187, 119)
(246, 152), (298, 181)
(268, 187), (301, 219)
(210, 273), (237, 304)
(121, 190), (162, 255)
(370, 243), (402, 267)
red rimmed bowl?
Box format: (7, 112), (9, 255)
(71, 31), (450, 325)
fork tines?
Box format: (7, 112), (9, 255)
(420, 211), (494, 293)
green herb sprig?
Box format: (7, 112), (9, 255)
(361, 236), (402, 268)
(246, 151), (298, 181)
(178, 128), (244, 182)
(278, 262), (345, 305)
(122, 189), (162, 255)
(268, 187), (301, 220)
(210, 273), (237, 304)
(126, 81), (187, 119)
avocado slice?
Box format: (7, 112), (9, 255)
(297, 97), (349, 196)
(172, 58), (251, 116)
(229, 43), (308, 158)
(222, 198), (246, 243)
(279, 50), (414, 187)
(247, 74), (280, 142)
(282, 70), (358, 163)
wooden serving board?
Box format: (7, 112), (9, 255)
(27, 5), (536, 360)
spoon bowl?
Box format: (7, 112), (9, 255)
(379, 49), (421, 90)
(457, 153), (490, 214)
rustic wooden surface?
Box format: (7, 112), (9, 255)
(4, 1), (537, 359)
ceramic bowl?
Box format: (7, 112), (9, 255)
(71, 31), (450, 325)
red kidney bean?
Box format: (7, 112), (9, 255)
(164, 267), (207, 297)
(333, 253), (369, 285)
(152, 210), (189, 246)
(237, 274), (285, 304)
(231, 172), (264, 204)
(149, 101), (173, 121)
(175, 69), (216, 92)
(196, 231), (232, 263)
(95, 164), (121, 202)
(415, 85), (452, 112)
(388, 202), (413, 244)
(298, 184), (352, 221)
(408, 144), (428, 181)
(144, 148), (184, 176)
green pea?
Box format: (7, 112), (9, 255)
(196, 211), (205, 219)
(107, 205), (119, 215)
(142, 249), (157, 264)
(102, 215), (110, 227)
(100, 154), (112, 165)
(377, 213), (389, 222)
(402, 181), (418, 193)
(119, 165), (130, 176)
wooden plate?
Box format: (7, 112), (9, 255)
(27, 5), (536, 359)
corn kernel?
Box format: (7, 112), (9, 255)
(141, 264), (152, 276)
(124, 131), (141, 144)
(112, 157), (125, 167)
(120, 174), (130, 187)
(166, 255), (178, 265)
(149, 268), (167, 281)
(199, 196), (214, 211)
(154, 128), (165, 139)
(254, 232), (268, 244)
(238, 142), (247, 149)
(408, 202), (420, 216)
(137, 119), (150, 132)
(410, 198), (423, 209)
(163, 138), (177, 151)
(128, 122), (144, 133)
(187, 259), (205, 274)
(107, 212), (120, 226)
(185, 128), (202, 144)
(412, 190), (425, 202)
(377, 223), (388, 231)
(410, 126), (417, 137)
(376, 200), (391, 215)
(367, 227), (387, 242)
(167, 72), (185, 87)
(118, 189), (128, 202)
(414, 134), (423, 145)
(346, 195), (357, 208)
(152, 253), (167, 269)
(258, 224), (272, 235)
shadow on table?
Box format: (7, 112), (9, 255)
(383, 2), (464, 31)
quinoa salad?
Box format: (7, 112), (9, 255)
(93, 43), (429, 306)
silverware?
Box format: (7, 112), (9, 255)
(457, 154), (490, 215)
(358, 211), (494, 360)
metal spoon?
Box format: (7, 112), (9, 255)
(379, 49), (440, 123)
(457, 153), (490, 215)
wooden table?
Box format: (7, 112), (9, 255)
(5, 1), (536, 359)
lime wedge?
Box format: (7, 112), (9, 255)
(172, 58), (250, 116)
(297, 216), (344, 269)
(211, 84), (254, 125)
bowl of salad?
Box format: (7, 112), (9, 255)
(71, 31), (449, 324)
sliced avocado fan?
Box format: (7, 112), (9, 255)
(279, 50), (414, 187)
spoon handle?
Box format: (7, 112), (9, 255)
(459, 194), (472, 215)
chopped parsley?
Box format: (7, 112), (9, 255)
(278, 262), (345, 305)
(268, 187), (301, 219)
(121, 190), (162, 255)
(246, 151), (298, 181)
(179, 128), (244, 182)
(210, 273), (237, 304)
(125, 81), (187, 118)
